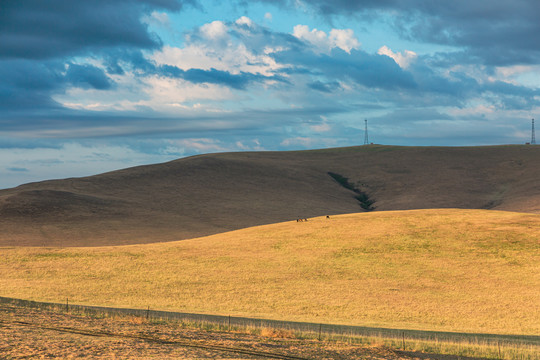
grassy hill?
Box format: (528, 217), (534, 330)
(1, 145), (540, 246)
(1, 209), (539, 335)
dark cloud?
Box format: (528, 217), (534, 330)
(0, 59), (114, 111)
(66, 64), (113, 90)
(159, 65), (287, 89)
(7, 167), (29, 172)
(0, 0), (192, 113)
(273, 48), (417, 91)
(0, 0), (194, 60)
(0, 59), (65, 110)
(255, 0), (540, 66)
(308, 80), (341, 93)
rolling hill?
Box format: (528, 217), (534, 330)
(2, 210), (539, 334)
(1, 145), (539, 246)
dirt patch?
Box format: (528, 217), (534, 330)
(0, 303), (423, 359)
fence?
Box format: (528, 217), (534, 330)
(1, 295), (538, 348)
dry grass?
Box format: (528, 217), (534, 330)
(1, 209), (539, 335)
(3, 303), (412, 360)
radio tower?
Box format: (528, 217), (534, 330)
(532, 118), (536, 145)
(364, 119), (369, 145)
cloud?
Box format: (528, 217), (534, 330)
(65, 64), (113, 90)
(236, 16), (255, 28)
(7, 167), (29, 172)
(256, 0), (540, 66)
(0, 0), (192, 60)
(0, 1), (194, 115)
(160, 65), (285, 89)
(292, 25), (360, 54)
(307, 80), (341, 93)
(152, 21), (286, 76)
(143, 11), (171, 27)
(200, 20), (229, 40)
(378, 46), (417, 68)
(1, 10), (538, 155)
(168, 138), (229, 153)
(273, 46), (417, 91)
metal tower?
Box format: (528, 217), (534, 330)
(532, 118), (536, 145)
(364, 119), (369, 145)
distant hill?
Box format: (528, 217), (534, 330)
(1, 145), (539, 246)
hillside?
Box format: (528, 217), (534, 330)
(1, 145), (540, 246)
(2, 210), (539, 334)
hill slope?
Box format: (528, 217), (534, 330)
(2, 209), (539, 334)
(1, 145), (539, 246)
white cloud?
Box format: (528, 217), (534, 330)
(236, 16), (254, 27)
(200, 20), (228, 40)
(280, 136), (339, 148)
(169, 138), (228, 153)
(310, 122), (331, 132)
(447, 104), (496, 117)
(494, 65), (540, 87)
(142, 76), (234, 105)
(280, 136), (316, 147)
(293, 25), (360, 54)
(142, 11), (170, 27)
(235, 139), (265, 151)
(152, 41), (282, 76)
(377, 46), (417, 68)
(55, 72), (236, 115)
(329, 29), (361, 54)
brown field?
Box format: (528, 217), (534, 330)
(1, 145), (540, 247)
(0, 302), (424, 360)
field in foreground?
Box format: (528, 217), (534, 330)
(1, 209), (539, 335)
(1, 302), (413, 360)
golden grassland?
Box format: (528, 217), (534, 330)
(1, 209), (539, 336)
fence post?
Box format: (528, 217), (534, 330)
(318, 324), (322, 341)
(146, 306), (150, 320)
(66, 297), (68, 312)
(402, 332), (405, 349)
(228, 315), (231, 331)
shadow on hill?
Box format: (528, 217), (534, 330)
(1, 145), (540, 246)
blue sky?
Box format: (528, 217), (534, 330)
(1, 0), (539, 188)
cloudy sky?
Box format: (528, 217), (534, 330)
(1, 0), (539, 188)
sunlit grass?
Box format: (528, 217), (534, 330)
(1, 209), (539, 335)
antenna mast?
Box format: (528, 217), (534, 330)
(532, 118), (536, 145)
(364, 119), (369, 145)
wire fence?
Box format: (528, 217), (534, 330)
(1, 295), (538, 348)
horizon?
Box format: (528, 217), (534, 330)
(1, 1), (539, 188)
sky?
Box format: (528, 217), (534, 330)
(1, 0), (539, 189)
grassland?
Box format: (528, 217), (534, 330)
(1, 209), (539, 337)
